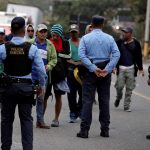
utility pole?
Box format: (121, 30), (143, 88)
(144, 0), (150, 59)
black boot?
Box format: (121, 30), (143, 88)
(114, 99), (120, 107)
(100, 130), (109, 138)
(146, 135), (150, 140)
(77, 130), (88, 138)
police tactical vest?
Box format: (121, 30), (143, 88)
(3, 42), (32, 76)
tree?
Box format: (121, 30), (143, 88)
(51, 0), (123, 35)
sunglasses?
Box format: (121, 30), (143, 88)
(27, 30), (34, 32)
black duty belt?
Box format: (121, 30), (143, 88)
(11, 78), (32, 84)
(95, 60), (109, 69)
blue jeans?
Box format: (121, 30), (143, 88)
(1, 83), (33, 150)
(80, 72), (111, 132)
(36, 91), (45, 123)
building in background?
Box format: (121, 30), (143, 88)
(6, 3), (43, 28)
(0, 11), (28, 35)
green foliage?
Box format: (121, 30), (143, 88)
(0, 0), (147, 40)
(51, 0), (124, 35)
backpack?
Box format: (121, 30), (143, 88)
(51, 57), (66, 84)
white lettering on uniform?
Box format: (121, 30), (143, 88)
(39, 49), (47, 59)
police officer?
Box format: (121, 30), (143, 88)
(77, 15), (120, 138)
(0, 17), (47, 150)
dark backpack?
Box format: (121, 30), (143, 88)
(51, 57), (66, 84)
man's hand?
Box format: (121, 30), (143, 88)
(36, 87), (45, 97)
(99, 69), (108, 77)
(94, 68), (108, 77)
(67, 60), (81, 66)
(139, 70), (144, 76)
(112, 68), (117, 74)
(45, 65), (49, 72)
(94, 68), (102, 77)
(74, 61), (82, 66)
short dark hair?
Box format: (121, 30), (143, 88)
(11, 27), (25, 35)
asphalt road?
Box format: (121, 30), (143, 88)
(0, 64), (150, 150)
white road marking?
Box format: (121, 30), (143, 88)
(111, 81), (150, 101)
(132, 91), (150, 101)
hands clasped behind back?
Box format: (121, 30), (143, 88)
(94, 67), (108, 77)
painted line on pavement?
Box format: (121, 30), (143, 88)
(111, 81), (150, 101)
(132, 91), (150, 101)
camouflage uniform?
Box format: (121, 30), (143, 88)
(115, 67), (136, 109)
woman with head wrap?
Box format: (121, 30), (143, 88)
(25, 24), (35, 41)
(44, 24), (71, 127)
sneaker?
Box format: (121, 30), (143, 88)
(69, 117), (77, 123)
(51, 120), (59, 127)
(124, 108), (132, 112)
(114, 99), (120, 107)
(69, 112), (78, 123)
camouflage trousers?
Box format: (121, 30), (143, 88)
(115, 67), (136, 109)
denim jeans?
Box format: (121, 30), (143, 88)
(67, 70), (82, 117)
(36, 91), (45, 123)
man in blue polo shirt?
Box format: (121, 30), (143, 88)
(77, 15), (120, 138)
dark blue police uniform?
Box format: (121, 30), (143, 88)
(0, 17), (47, 150)
(77, 15), (120, 138)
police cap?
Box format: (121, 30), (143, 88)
(11, 17), (25, 29)
(92, 15), (105, 24)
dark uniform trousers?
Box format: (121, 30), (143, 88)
(1, 83), (33, 150)
(80, 71), (111, 132)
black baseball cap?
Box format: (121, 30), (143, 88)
(121, 27), (133, 33)
(11, 17), (25, 29)
(92, 15), (105, 24)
